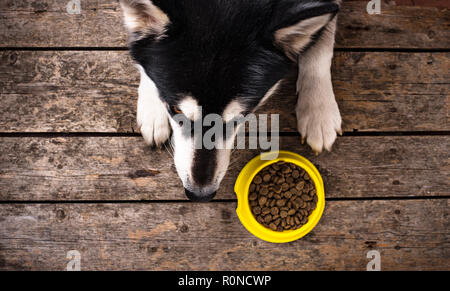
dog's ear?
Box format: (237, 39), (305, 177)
(271, 0), (339, 61)
(119, 0), (170, 41)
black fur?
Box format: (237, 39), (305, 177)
(130, 0), (337, 116)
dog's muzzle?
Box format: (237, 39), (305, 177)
(184, 188), (217, 202)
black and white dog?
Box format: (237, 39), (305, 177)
(120, 0), (342, 201)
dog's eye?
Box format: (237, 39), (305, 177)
(171, 105), (183, 115)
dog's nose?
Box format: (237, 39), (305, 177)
(184, 188), (217, 202)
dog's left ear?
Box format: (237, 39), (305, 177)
(271, 0), (340, 61)
(120, 0), (170, 42)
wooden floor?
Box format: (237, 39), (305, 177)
(0, 0), (449, 270)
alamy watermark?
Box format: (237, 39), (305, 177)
(366, 0), (381, 15)
(366, 250), (381, 271)
(66, 0), (81, 15)
(66, 250), (81, 271)
(172, 108), (280, 160)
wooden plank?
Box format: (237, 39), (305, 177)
(383, 0), (450, 9)
(336, 1), (450, 49)
(0, 136), (448, 201)
(0, 200), (447, 270)
(0, 50), (138, 133)
(0, 1), (448, 48)
(1, 51), (448, 133)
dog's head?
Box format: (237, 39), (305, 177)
(120, 0), (338, 201)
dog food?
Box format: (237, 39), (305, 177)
(249, 161), (317, 231)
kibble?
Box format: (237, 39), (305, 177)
(254, 175), (262, 184)
(260, 187), (269, 195)
(249, 161), (318, 231)
(271, 207), (279, 215)
(249, 193), (257, 201)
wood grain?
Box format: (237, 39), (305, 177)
(0, 199), (448, 270)
(0, 136), (448, 201)
(336, 1), (450, 49)
(0, 1), (448, 48)
(0, 50), (138, 133)
(1, 51), (448, 133)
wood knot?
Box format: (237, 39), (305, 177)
(7, 52), (18, 65)
(221, 209), (231, 220)
(56, 209), (66, 220)
(427, 30), (436, 39)
(365, 241), (377, 249)
(179, 224), (189, 233)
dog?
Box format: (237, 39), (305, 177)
(120, 0), (342, 201)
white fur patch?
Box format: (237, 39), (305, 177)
(214, 148), (232, 187)
(178, 96), (201, 121)
(169, 117), (194, 188)
(258, 81), (281, 109)
(222, 100), (245, 123)
(136, 65), (171, 146)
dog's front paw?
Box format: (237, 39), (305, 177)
(138, 111), (171, 147)
(137, 66), (171, 147)
(137, 93), (171, 147)
(296, 98), (342, 154)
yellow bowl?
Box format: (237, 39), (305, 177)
(234, 151), (325, 243)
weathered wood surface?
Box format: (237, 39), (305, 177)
(0, 199), (448, 270)
(1, 51), (448, 133)
(385, 0), (450, 9)
(0, 136), (448, 201)
(0, 1), (448, 48)
(0, 51), (138, 133)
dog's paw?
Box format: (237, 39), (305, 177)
(138, 111), (171, 147)
(296, 97), (342, 154)
(137, 65), (171, 147)
(137, 93), (171, 147)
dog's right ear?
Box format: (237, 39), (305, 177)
(119, 0), (170, 41)
(271, 0), (340, 61)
